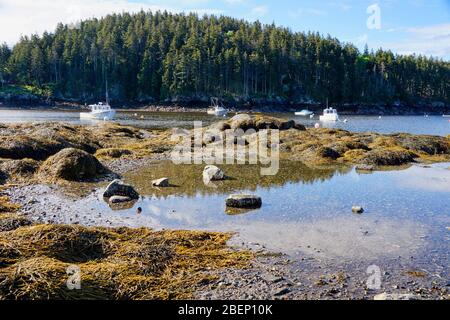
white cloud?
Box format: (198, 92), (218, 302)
(0, 0), (222, 46)
(289, 7), (327, 19)
(381, 23), (450, 58)
(250, 5), (268, 18)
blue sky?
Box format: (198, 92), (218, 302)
(1, 0), (449, 59)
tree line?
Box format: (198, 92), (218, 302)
(0, 10), (449, 105)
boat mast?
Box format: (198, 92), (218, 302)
(105, 77), (110, 105)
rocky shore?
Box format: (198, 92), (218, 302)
(0, 115), (449, 300)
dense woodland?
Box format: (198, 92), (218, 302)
(0, 11), (449, 106)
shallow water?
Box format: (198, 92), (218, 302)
(0, 109), (449, 135)
(62, 161), (449, 265)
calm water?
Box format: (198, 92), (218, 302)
(0, 108), (449, 136)
(62, 161), (449, 265)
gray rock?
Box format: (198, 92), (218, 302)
(109, 195), (132, 204)
(352, 206), (364, 214)
(374, 292), (419, 300)
(203, 165), (226, 181)
(152, 177), (170, 187)
(226, 194), (262, 209)
(103, 179), (139, 199)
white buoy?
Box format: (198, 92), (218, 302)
(378, 116), (382, 119)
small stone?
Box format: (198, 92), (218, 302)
(109, 195), (132, 204)
(226, 194), (262, 209)
(203, 165), (226, 182)
(274, 287), (290, 296)
(152, 177), (170, 187)
(352, 206), (364, 214)
(374, 292), (419, 300)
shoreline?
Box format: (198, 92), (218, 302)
(0, 117), (449, 300)
(1, 99), (450, 116)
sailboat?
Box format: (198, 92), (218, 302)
(80, 79), (116, 120)
(207, 98), (228, 116)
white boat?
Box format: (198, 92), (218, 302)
(319, 99), (339, 122)
(80, 79), (116, 120)
(80, 102), (116, 120)
(319, 107), (339, 122)
(294, 109), (314, 116)
(207, 98), (228, 116)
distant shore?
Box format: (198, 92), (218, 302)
(1, 96), (450, 116)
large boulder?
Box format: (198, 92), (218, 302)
(203, 165), (226, 182)
(103, 180), (140, 200)
(38, 148), (109, 182)
(226, 194), (262, 209)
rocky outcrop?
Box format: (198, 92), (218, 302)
(392, 133), (450, 155)
(359, 148), (418, 166)
(103, 180), (140, 200)
(38, 148), (109, 182)
(218, 114), (301, 132)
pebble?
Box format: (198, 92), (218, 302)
(352, 206), (364, 214)
(274, 287), (291, 296)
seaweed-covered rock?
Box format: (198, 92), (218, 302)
(0, 136), (62, 160)
(0, 159), (39, 182)
(103, 180), (140, 199)
(38, 148), (109, 182)
(360, 148), (418, 166)
(392, 134), (450, 155)
(0, 213), (32, 232)
(224, 114), (298, 132)
(95, 148), (132, 159)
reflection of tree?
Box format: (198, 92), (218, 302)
(124, 161), (351, 199)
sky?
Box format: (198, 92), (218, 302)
(0, 0), (449, 59)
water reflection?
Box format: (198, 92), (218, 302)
(123, 161), (350, 198)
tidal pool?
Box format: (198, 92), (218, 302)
(77, 161), (449, 265)
(14, 160), (449, 270)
